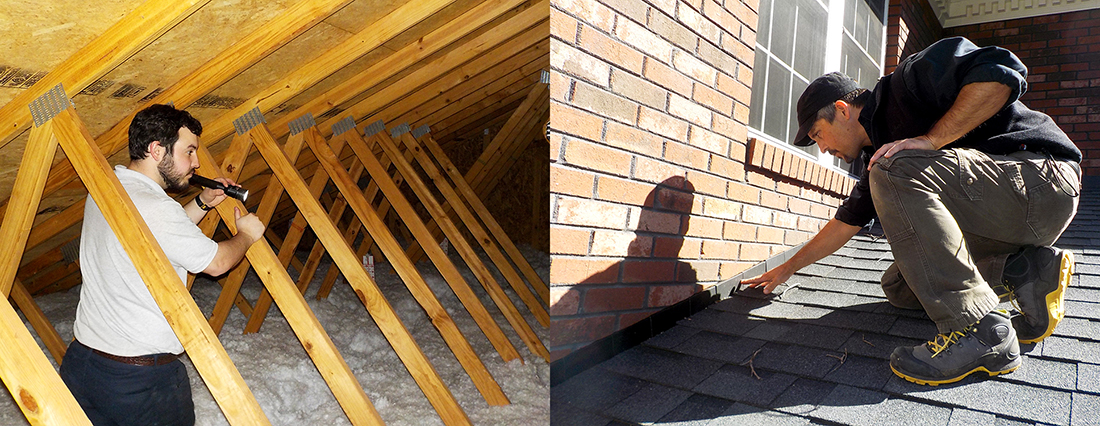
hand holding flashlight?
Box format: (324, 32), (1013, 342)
(190, 174), (249, 203)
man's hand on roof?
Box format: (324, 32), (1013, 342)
(741, 264), (795, 295)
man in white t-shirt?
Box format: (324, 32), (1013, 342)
(59, 104), (265, 426)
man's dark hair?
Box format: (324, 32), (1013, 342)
(815, 89), (871, 124)
(128, 104), (203, 161)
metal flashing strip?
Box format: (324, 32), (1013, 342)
(363, 120), (385, 137)
(29, 84), (73, 127)
(288, 112), (316, 136)
(390, 123), (411, 139)
(540, 70), (549, 84)
(232, 107), (266, 135)
(411, 125), (430, 139)
(331, 116), (355, 136)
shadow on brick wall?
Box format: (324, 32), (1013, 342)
(551, 176), (700, 382)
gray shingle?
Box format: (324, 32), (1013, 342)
(1067, 287), (1100, 303)
(824, 267), (885, 283)
(677, 307), (765, 337)
(770, 377), (837, 415)
(1071, 392), (1100, 426)
(887, 316), (940, 340)
(692, 364), (798, 407)
(883, 375), (1071, 424)
(550, 402), (614, 426)
(813, 384), (953, 426)
(1043, 336), (1100, 363)
(551, 367), (648, 412)
(841, 332), (926, 360)
(742, 320), (853, 350)
(946, 408), (996, 426)
(780, 287), (884, 311)
(671, 331), (766, 365)
(1078, 363), (1100, 394)
(750, 342), (850, 379)
(999, 356), (1077, 391)
(822, 353), (894, 390)
(602, 346), (724, 389)
(644, 324), (702, 350)
(1067, 300), (1100, 321)
(709, 403), (811, 426)
(656, 393), (735, 426)
(1054, 317), (1100, 341)
(602, 382), (693, 424)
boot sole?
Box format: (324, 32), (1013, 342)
(1018, 250), (1073, 344)
(890, 362), (1020, 386)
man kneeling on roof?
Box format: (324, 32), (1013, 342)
(742, 37), (1081, 385)
(60, 104), (266, 425)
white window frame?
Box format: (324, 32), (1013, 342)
(746, 0), (888, 177)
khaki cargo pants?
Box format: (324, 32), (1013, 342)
(868, 148), (1080, 333)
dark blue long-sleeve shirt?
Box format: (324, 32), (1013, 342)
(834, 37), (1082, 227)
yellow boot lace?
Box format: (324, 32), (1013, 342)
(928, 330), (968, 358)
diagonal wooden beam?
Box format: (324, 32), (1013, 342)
(301, 125), (510, 406)
(343, 129), (524, 363)
(467, 81), (549, 194)
(268, 0), (532, 138)
(244, 130), (348, 334)
(0, 294), (91, 424)
(316, 2), (547, 135)
(416, 133), (549, 303)
(208, 128), (309, 335)
(0, 102), (62, 296)
(9, 278), (67, 364)
(195, 142), (383, 425)
(49, 104), (269, 424)
(0, 0), (210, 149)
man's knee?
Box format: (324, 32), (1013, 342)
(881, 265), (924, 310)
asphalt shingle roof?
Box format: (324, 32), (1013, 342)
(552, 184), (1100, 425)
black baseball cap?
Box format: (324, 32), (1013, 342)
(793, 72), (861, 147)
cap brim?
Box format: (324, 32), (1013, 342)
(792, 120), (814, 146)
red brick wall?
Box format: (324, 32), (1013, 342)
(946, 9), (1100, 176)
(886, 0), (943, 73)
(549, 0), (849, 360)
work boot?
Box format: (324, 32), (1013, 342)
(1001, 246), (1074, 344)
(890, 310), (1021, 385)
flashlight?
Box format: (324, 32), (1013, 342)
(190, 174), (249, 203)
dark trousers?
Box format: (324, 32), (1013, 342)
(59, 341), (195, 426)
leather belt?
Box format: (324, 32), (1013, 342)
(77, 340), (182, 367)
